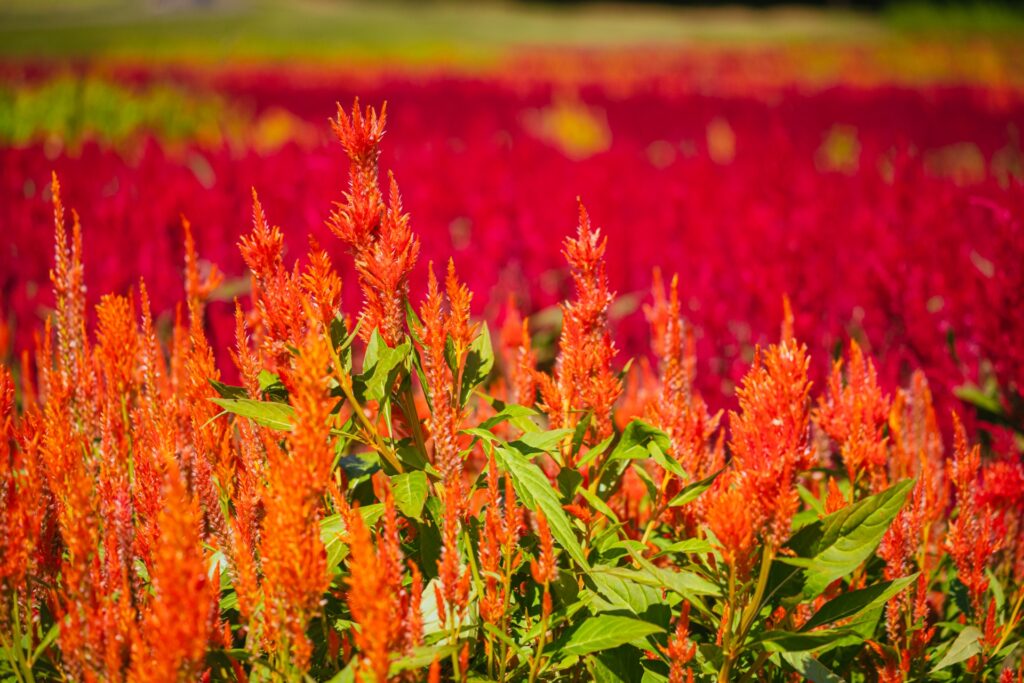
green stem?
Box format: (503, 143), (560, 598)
(719, 546), (775, 683)
(337, 379), (403, 473)
(995, 585), (1024, 655)
(527, 584), (552, 683)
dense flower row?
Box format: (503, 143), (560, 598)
(1, 100), (1022, 681)
(2, 71), (1022, 426)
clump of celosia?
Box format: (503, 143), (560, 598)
(0, 100), (1022, 683)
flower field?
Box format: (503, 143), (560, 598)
(1, 25), (1024, 683)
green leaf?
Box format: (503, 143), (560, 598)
(577, 486), (620, 524)
(460, 322), (495, 405)
(609, 420), (670, 462)
(358, 331), (411, 403)
(210, 397), (294, 431)
(588, 568), (662, 615)
(320, 504), (384, 573)
(781, 652), (847, 683)
(587, 646), (646, 682)
(556, 615), (663, 658)
(495, 445), (589, 571)
(208, 378), (247, 399)
(389, 643), (458, 674)
(513, 428), (574, 455)
(477, 402), (541, 433)
(391, 471), (429, 521)
(932, 626), (982, 672)
(756, 628), (861, 653)
(666, 468), (723, 507)
(801, 574), (918, 632)
(775, 479), (914, 600)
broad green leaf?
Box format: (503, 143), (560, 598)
(667, 468), (723, 507)
(495, 445), (589, 570)
(587, 646), (645, 682)
(358, 330), (411, 402)
(211, 397), (294, 431)
(391, 471), (429, 521)
(781, 652), (847, 683)
(459, 322), (495, 405)
(775, 479), (914, 599)
(756, 628), (861, 653)
(556, 615), (663, 658)
(801, 574), (917, 631)
(609, 420), (670, 462)
(932, 626), (982, 672)
(588, 568), (662, 615)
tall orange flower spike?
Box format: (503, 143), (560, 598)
(642, 269), (721, 484)
(662, 602), (697, 683)
(946, 413), (1002, 620)
(48, 173), (88, 396)
(129, 459), (214, 683)
(539, 201), (621, 451)
(329, 101), (419, 347)
(499, 295), (537, 407)
(728, 336), (813, 550)
(816, 339), (890, 492)
(418, 263), (467, 488)
(260, 328), (336, 667)
(340, 497), (393, 683)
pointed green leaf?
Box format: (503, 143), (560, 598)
(801, 574), (918, 632)
(495, 445), (589, 570)
(210, 397), (294, 431)
(556, 615), (663, 658)
(932, 626), (982, 672)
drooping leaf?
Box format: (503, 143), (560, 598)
(495, 445), (589, 570)
(513, 428), (574, 455)
(208, 379), (247, 399)
(756, 628), (861, 653)
(210, 397), (294, 431)
(781, 652), (848, 683)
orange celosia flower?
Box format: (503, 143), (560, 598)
(641, 269), (722, 526)
(816, 340), (890, 492)
(418, 263), (468, 488)
(329, 102), (419, 347)
(260, 328), (336, 667)
(129, 460), (214, 683)
(499, 296), (538, 407)
(538, 202), (621, 455)
(661, 602), (696, 683)
(728, 338), (813, 549)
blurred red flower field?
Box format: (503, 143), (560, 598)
(2, 65), (1022, 420)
